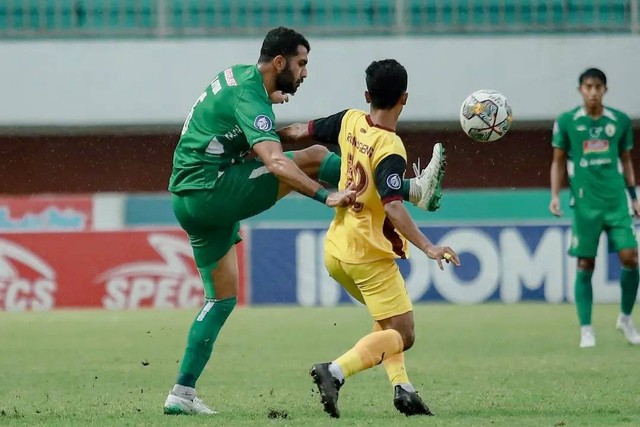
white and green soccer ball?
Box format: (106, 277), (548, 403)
(459, 90), (513, 142)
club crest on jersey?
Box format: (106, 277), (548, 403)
(605, 124), (616, 137)
(254, 115), (273, 132)
(589, 127), (603, 138)
(582, 139), (609, 153)
(387, 174), (402, 190)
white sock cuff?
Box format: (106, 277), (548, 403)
(329, 362), (345, 383)
(172, 384), (196, 398)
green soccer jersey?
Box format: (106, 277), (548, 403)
(552, 106), (633, 205)
(169, 64), (279, 192)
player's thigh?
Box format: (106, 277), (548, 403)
(284, 145), (329, 180)
(344, 258), (413, 321)
(605, 208), (638, 253)
(214, 156), (297, 222)
(189, 223), (242, 299)
(324, 252), (365, 304)
(569, 206), (604, 258)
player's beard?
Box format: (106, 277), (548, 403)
(275, 64), (300, 95)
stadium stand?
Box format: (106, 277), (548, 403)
(0, 1), (637, 37)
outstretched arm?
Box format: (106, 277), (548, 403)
(277, 123), (314, 144)
(277, 110), (348, 145)
(375, 154), (459, 270)
(384, 201), (459, 270)
(252, 140), (355, 207)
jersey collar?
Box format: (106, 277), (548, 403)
(366, 115), (396, 133)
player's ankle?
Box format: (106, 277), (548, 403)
(328, 362), (345, 383)
(172, 384), (196, 399)
(397, 383), (415, 393)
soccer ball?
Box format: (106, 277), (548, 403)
(459, 90), (512, 142)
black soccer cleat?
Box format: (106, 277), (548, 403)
(393, 385), (434, 416)
(310, 363), (343, 418)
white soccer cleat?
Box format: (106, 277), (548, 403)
(410, 143), (446, 212)
(615, 315), (640, 345)
(579, 326), (596, 348)
(163, 392), (217, 415)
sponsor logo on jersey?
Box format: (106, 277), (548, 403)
(253, 115), (273, 132)
(605, 123), (616, 137)
(582, 139), (609, 153)
(0, 239), (57, 311)
(224, 125), (242, 140)
(97, 234), (202, 310)
(576, 125), (587, 131)
(387, 174), (402, 190)
(224, 68), (237, 87)
(579, 157), (612, 167)
(346, 133), (374, 157)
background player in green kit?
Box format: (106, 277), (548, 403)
(549, 68), (640, 348)
(164, 27), (445, 415)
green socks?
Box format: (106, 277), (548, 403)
(620, 267), (639, 316)
(176, 297), (237, 388)
(318, 152), (414, 202)
(575, 269), (593, 326)
(574, 267), (638, 324)
(318, 152), (342, 188)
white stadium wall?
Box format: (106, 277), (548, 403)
(2, 35), (640, 126)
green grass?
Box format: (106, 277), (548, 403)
(1, 304), (639, 426)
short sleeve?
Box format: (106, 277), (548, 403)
(308, 110), (348, 145)
(551, 116), (569, 151)
(374, 154), (406, 204)
(234, 89), (280, 147)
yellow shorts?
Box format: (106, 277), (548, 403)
(324, 252), (413, 320)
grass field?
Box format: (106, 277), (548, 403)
(1, 304), (639, 426)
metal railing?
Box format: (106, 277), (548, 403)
(1, 1), (638, 38)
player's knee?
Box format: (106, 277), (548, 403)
(393, 324), (415, 350)
(304, 144), (330, 162)
(620, 250), (638, 269)
(401, 329), (415, 351)
(577, 258), (595, 271)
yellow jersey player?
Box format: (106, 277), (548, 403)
(281, 59), (460, 418)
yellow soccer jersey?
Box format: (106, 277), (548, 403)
(309, 109), (409, 263)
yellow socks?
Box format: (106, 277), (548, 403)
(371, 322), (410, 386)
(334, 329), (403, 378)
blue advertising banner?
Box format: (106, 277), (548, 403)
(249, 224), (636, 306)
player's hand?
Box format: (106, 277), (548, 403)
(425, 245), (461, 271)
(632, 199), (640, 218)
(270, 91), (289, 104)
(549, 196), (563, 217)
(326, 184), (357, 208)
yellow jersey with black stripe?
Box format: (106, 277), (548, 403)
(309, 109), (409, 263)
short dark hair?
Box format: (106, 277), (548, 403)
(366, 59), (408, 110)
(258, 27), (310, 62)
(579, 68), (607, 86)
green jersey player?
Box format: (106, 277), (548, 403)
(550, 68), (640, 348)
(163, 27), (445, 415)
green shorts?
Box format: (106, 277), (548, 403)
(569, 202), (637, 258)
(172, 154), (292, 278)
